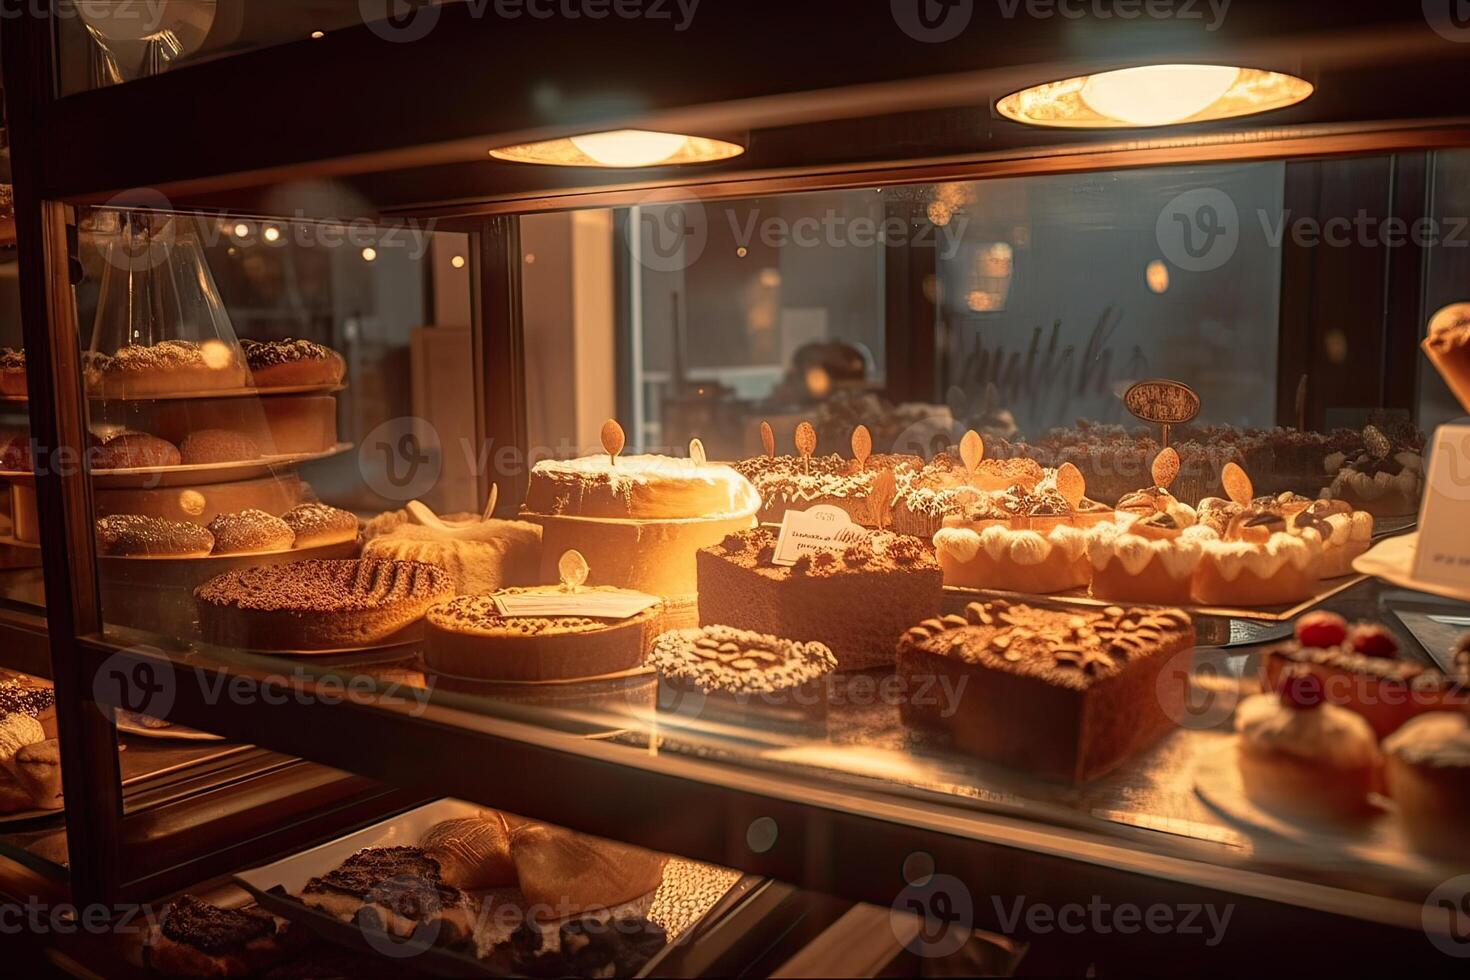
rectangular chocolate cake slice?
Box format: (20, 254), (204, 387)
(696, 528), (943, 671)
(897, 600), (1194, 781)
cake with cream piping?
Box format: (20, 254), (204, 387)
(520, 431), (759, 598)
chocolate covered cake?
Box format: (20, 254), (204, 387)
(898, 600), (1194, 781)
(147, 895), (293, 978)
(696, 527), (942, 671)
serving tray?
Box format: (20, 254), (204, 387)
(233, 798), (749, 978)
(0, 443), (352, 489)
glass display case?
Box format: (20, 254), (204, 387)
(4, 3), (1470, 975)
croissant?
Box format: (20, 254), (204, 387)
(0, 712), (44, 781)
(509, 822), (667, 917)
(420, 812), (517, 890)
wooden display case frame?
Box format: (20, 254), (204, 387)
(3, 4), (1470, 973)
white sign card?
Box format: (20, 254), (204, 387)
(1410, 423), (1470, 590)
(772, 504), (871, 566)
(492, 589), (660, 620)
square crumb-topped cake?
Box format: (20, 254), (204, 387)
(897, 600), (1195, 782)
(696, 527), (943, 671)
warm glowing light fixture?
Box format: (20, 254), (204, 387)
(489, 129), (744, 167)
(997, 64), (1312, 128)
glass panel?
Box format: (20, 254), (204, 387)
(52, 0), (386, 95)
(0, 249), (46, 612)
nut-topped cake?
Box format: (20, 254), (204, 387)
(898, 600), (1195, 781)
(696, 527), (942, 671)
(650, 625), (837, 732)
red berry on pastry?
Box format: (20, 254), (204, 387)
(1280, 668), (1325, 710)
(1348, 624), (1398, 659)
(1294, 611), (1348, 649)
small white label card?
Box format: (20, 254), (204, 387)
(492, 589), (660, 620)
(772, 504), (871, 566)
(1411, 423), (1470, 590)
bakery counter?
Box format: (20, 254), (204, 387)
(73, 580), (1464, 973)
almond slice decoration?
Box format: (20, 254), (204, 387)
(1150, 446), (1180, 490)
(1055, 462), (1086, 511)
(1362, 424), (1391, 461)
(868, 468), (897, 531)
(558, 549), (590, 592)
(601, 418), (625, 466)
(689, 437), (707, 466)
(851, 424), (873, 470)
(1221, 461), (1254, 507)
(959, 429), (984, 479)
(795, 421), (817, 475)
(759, 420), (776, 459)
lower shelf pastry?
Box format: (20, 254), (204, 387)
(507, 820), (668, 916)
(696, 527), (942, 671)
(421, 811), (518, 890)
(1234, 669), (1382, 823)
(195, 558), (454, 650)
(1260, 612), (1470, 738)
(362, 510), (541, 596)
(424, 589), (661, 682)
(94, 431), (182, 469)
(898, 600), (1195, 782)
(1382, 712), (1470, 862)
(179, 428), (263, 465)
(299, 846), (475, 947)
(650, 625), (836, 732)
(932, 524), (1089, 594)
(147, 895), (299, 978)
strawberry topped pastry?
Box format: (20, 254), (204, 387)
(1260, 612), (1470, 738)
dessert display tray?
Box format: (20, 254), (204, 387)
(1353, 532), (1470, 602)
(0, 442), (352, 489)
(0, 803), (65, 827)
(941, 572), (1368, 624)
(234, 798), (751, 978)
(1192, 742), (1464, 881)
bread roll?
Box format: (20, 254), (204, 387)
(14, 738), (61, 808)
(420, 813), (517, 890)
(509, 822), (666, 916)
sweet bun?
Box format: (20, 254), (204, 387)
(1383, 712), (1470, 861)
(281, 502), (359, 549)
(243, 338), (346, 388)
(179, 428), (262, 465)
(94, 432), (182, 470)
(97, 515), (214, 558)
(207, 510), (295, 555)
(93, 340), (248, 398)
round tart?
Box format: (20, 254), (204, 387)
(1086, 517), (1213, 605)
(97, 514), (214, 558)
(281, 502), (359, 549)
(195, 558), (453, 650)
(1193, 520), (1323, 606)
(207, 509), (295, 555)
(424, 588), (661, 682)
(242, 338), (347, 388)
(650, 625), (836, 699)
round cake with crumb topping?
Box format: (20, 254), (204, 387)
(425, 587), (661, 681)
(195, 558), (453, 650)
(97, 514), (215, 558)
(242, 338), (346, 388)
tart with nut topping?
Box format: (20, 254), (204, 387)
(651, 625), (837, 732)
(897, 599), (1195, 782)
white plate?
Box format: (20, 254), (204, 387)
(1354, 532), (1470, 602)
(1193, 741), (1464, 879)
(0, 443), (352, 489)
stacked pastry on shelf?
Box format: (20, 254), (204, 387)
(0, 675), (61, 813)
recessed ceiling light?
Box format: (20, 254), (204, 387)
(997, 64), (1312, 128)
(450, 255), (466, 269)
(361, 247), (377, 262)
(263, 225), (281, 243)
(310, 30), (325, 39)
(489, 129), (744, 168)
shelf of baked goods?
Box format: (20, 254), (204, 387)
(65, 414), (1465, 942)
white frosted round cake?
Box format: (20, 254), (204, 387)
(521, 453), (759, 597)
